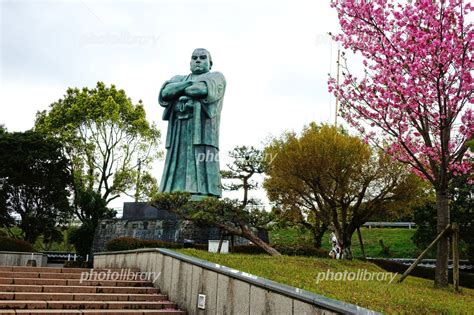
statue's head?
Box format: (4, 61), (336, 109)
(190, 48), (212, 74)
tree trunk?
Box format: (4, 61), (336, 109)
(310, 223), (327, 248)
(217, 230), (225, 254)
(20, 220), (36, 245)
(211, 221), (281, 256)
(230, 235), (235, 253)
(435, 187), (450, 287)
(242, 228), (281, 256)
(342, 233), (353, 260)
(356, 227), (366, 259)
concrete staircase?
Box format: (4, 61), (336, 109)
(0, 266), (185, 315)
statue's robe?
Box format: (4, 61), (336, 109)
(158, 71), (226, 198)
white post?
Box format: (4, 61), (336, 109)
(86, 254), (89, 262)
(73, 254), (77, 261)
(67, 254), (70, 261)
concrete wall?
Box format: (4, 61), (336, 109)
(94, 248), (379, 315)
(0, 251), (48, 267)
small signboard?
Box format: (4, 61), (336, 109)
(208, 240), (229, 254)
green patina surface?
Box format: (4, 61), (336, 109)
(158, 48), (226, 199)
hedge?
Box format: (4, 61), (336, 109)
(196, 243), (329, 257)
(106, 237), (183, 252)
(64, 261), (93, 268)
(193, 243), (208, 251)
(0, 237), (35, 252)
(105, 237), (329, 257)
(231, 244), (329, 257)
(370, 258), (474, 289)
(274, 244), (329, 257)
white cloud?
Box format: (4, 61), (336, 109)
(1, 0), (343, 209)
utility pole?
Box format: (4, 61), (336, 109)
(134, 159), (142, 202)
(335, 49), (341, 127)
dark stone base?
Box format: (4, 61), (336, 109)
(92, 202), (268, 253)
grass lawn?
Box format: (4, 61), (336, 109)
(270, 227), (420, 258)
(178, 249), (474, 314)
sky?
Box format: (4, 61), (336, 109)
(0, 0), (346, 211)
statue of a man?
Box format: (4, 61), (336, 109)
(158, 48), (226, 199)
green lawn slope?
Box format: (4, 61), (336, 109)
(270, 227), (419, 258)
(178, 249), (474, 314)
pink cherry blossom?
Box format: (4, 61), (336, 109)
(329, 0), (473, 286)
(329, 0), (473, 187)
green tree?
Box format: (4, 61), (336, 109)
(264, 124), (423, 259)
(68, 189), (116, 258)
(0, 125), (13, 231)
(0, 131), (72, 244)
(35, 82), (161, 207)
(0, 184), (15, 234)
(264, 129), (328, 248)
(221, 146), (267, 207)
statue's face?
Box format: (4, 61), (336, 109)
(190, 50), (211, 74)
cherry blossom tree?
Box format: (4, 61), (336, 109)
(328, 0), (473, 287)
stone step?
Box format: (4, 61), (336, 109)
(0, 301), (177, 310)
(0, 292), (168, 302)
(0, 272), (81, 280)
(0, 285), (159, 294)
(0, 271), (148, 281)
(0, 278), (153, 287)
(0, 266), (184, 314)
(0, 267), (140, 274)
(1, 310), (185, 314)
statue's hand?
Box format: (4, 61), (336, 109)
(161, 81), (193, 101)
(177, 96), (194, 113)
(184, 100), (195, 111)
(178, 96), (190, 103)
(184, 82), (208, 98)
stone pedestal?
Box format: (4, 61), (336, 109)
(92, 202), (268, 253)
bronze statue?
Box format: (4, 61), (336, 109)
(158, 48), (226, 199)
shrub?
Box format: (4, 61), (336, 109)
(141, 239), (182, 249)
(468, 243), (474, 265)
(106, 237), (182, 252)
(231, 245), (266, 254)
(0, 237), (35, 252)
(106, 237), (143, 251)
(64, 261), (92, 268)
(68, 223), (96, 258)
(231, 244), (329, 257)
(106, 237), (142, 251)
(274, 244), (329, 257)
(193, 243), (208, 251)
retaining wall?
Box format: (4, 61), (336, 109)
(94, 248), (379, 315)
(0, 251), (48, 267)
